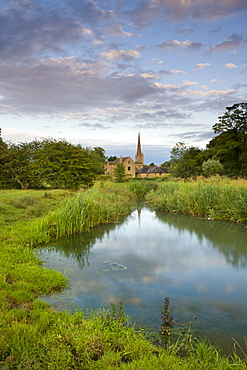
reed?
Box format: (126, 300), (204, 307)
(146, 177), (247, 222)
(16, 182), (135, 246)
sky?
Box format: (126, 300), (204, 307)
(0, 0), (247, 165)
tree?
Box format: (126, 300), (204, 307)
(160, 161), (171, 167)
(1, 138), (106, 190)
(93, 147), (106, 161)
(92, 147), (106, 175)
(3, 141), (42, 189)
(212, 103), (247, 135)
(170, 142), (187, 162)
(209, 103), (247, 177)
(0, 129), (14, 188)
(113, 163), (126, 182)
(169, 142), (203, 178)
(202, 159), (224, 177)
(33, 139), (100, 189)
(107, 156), (117, 162)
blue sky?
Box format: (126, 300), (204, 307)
(0, 0), (246, 164)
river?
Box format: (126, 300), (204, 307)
(39, 207), (247, 354)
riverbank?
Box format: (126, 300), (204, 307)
(146, 177), (247, 222)
(1, 181), (247, 369)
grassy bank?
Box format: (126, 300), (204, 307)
(146, 177), (247, 222)
(1, 182), (247, 369)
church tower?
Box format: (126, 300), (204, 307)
(135, 132), (144, 167)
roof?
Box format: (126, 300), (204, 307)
(136, 166), (169, 174)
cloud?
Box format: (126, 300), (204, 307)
(170, 130), (215, 143)
(68, 0), (114, 25)
(0, 1), (93, 62)
(224, 63), (237, 68)
(159, 39), (204, 51)
(102, 49), (140, 61)
(209, 25), (222, 34)
(177, 27), (194, 34)
(106, 24), (132, 37)
(150, 58), (164, 64)
(194, 63), (211, 70)
(183, 81), (198, 86)
(206, 34), (247, 53)
(181, 88), (238, 96)
(126, 0), (247, 26)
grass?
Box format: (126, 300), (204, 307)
(146, 176), (247, 222)
(0, 181), (247, 369)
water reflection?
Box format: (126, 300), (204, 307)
(44, 217), (128, 268)
(39, 207), (247, 354)
(155, 212), (247, 268)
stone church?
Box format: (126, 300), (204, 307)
(105, 133), (169, 178)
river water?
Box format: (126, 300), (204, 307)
(39, 207), (247, 354)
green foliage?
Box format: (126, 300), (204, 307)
(146, 178), (247, 222)
(167, 103), (247, 179)
(160, 160), (171, 167)
(0, 129), (13, 189)
(206, 131), (242, 177)
(212, 102), (247, 135)
(33, 139), (100, 189)
(159, 297), (196, 358)
(202, 159), (224, 177)
(15, 182), (134, 246)
(0, 189), (72, 228)
(160, 297), (175, 348)
(207, 103), (247, 177)
(92, 146), (107, 175)
(1, 138), (105, 190)
(113, 162), (126, 182)
(2, 141), (42, 189)
(129, 180), (158, 197)
(107, 155), (117, 161)
(170, 142), (203, 178)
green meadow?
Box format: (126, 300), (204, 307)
(1, 180), (247, 369)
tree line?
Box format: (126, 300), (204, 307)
(0, 103), (246, 189)
(0, 136), (106, 189)
(162, 103), (247, 178)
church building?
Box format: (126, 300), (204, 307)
(105, 133), (169, 178)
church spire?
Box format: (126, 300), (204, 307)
(135, 132), (144, 165)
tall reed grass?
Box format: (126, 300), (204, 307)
(19, 182), (134, 246)
(146, 177), (247, 222)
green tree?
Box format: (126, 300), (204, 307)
(93, 147), (106, 161)
(92, 147), (106, 175)
(1, 138), (105, 190)
(3, 141), (42, 189)
(107, 156), (117, 162)
(0, 129), (14, 188)
(202, 159), (224, 177)
(113, 163), (126, 182)
(210, 102), (247, 177)
(33, 139), (100, 189)
(160, 161), (171, 167)
(170, 142), (203, 178)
